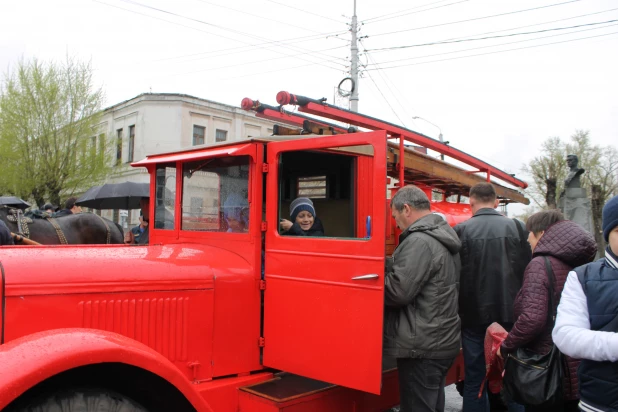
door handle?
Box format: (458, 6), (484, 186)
(351, 274), (379, 280)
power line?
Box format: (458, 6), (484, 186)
(221, 58), (346, 81)
(359, 39), (413, 127)
(366, 19), (618, 51)
(150, 30), (348, 63)
(367, 22), (618, 67)
(433, 7), (618, 45)
(364, 69), (408, 127)
(362, 0), (459, 23)
(113, 0), (347, 70)
(176, 45), (349, 76)
(363, 0), (471, 25)
(263, 0), (347, 24)
(366, 30), (618, 71)
(194, 0), (327, 35)
(95, 0), (346, 63)
(369, 0), (583, 38)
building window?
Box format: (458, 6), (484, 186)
(215, 129), (227, 142)
(113, 209), (119, 224)
(193, 125), (205, 146)
(297, 176), (327, 199)
(89, 135), (97, 156)
(127, 125), (135, 162)
(116, 129), (123, 166)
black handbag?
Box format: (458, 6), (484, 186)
(502, 256), (563, 406)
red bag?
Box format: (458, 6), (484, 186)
(479, 322), (508, 398)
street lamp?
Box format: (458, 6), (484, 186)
(412, 116), (445, 160)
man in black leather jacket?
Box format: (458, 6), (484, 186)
(454, 183), (531, 412)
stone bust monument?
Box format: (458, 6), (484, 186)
(558, 154), (593, 237)
(564, 154), (585, 189)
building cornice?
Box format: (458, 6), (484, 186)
(103, 93), (249, 115)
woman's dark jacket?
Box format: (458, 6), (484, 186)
(282, 217), (325, 237)
(501, 220), (597, 400)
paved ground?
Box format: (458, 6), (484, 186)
(445, 384), (463, 412)
(390, 385), (462, 412)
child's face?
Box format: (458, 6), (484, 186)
(609, 226), (618, 255)
(295, 211), (314, 231)
(227, 217), (244, 232)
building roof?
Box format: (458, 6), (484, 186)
(103, 92), (245, 113)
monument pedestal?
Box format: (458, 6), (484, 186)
(559, 188), (594, 234)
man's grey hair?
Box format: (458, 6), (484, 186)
(391, 185), (431, 212)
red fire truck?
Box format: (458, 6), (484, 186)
(0, 92), (528, 411)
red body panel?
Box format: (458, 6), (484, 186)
(0, 243), (258, 383)
(263, 132), (387, 395)
(0, 329), (214, 411)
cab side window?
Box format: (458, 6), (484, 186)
(181, 156), (250, 232)
(278, 145), (373, 239)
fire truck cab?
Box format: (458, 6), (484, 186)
(0, 92), (528, 412)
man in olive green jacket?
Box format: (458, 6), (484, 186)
(385, 185), (462, 412)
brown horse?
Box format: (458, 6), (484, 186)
(0, 207), (124, 245)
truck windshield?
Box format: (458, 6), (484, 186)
(181, 155), (250, 232)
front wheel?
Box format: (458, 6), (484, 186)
(12, 388), (148, 412)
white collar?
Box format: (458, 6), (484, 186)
(606, 252), (618, 270)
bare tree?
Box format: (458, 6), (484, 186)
(521, 137), (566, 209)
(0, 57), (113, 206)
(522, 131), (618, 255)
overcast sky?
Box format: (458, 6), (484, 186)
(2, 0), (617, 209)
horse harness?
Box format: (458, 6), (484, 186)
(7, 209), (112, 245)
(47, 217), (68, 244)
(94, 213), (112, 244)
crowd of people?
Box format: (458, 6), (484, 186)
(386, 182), (618, 412)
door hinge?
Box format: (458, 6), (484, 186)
(262, 163), (269, 173)
(258, 337), (265, 347)
(259, 280), (266, 290)
(187, 361), (200, 381)
(261, 221), (267, 231)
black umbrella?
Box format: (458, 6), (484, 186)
(0, 196), (31, 210)
(76, 182), (150, 210)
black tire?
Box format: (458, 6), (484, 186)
(13, 388), (148, 412)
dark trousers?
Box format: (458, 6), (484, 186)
(462, 324), (524, 412)
(397, 357), (455, 412)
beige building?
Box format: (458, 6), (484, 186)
(95, 93), (277, 228)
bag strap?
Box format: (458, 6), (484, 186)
(513, 218), (526, 245)
(543, 256), (557, 328)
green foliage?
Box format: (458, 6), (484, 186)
(0, 57), (113, 206)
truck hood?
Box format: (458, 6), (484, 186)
(0, 244), (250, 296)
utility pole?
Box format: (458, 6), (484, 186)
(350, 0), (359, 112)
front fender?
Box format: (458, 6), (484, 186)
(0, 328), (213, 411)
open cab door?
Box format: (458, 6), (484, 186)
(263, 131), (387, 394)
